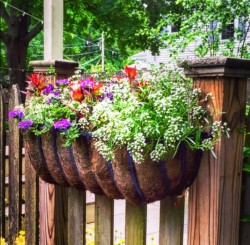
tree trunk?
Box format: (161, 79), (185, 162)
(0, 4), (43, 101)
(6, 38), (28, 94)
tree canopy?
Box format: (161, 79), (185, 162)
(1, 0), (250, 89)
(158, 0), (250, 58)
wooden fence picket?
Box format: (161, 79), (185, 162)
(0, 86), (6, 238)
(25, 151), (39, 245)
(125, 202), (147, 245)
(67, 188), (86, 245)
(159, 196), (185, 245)
(95, 195), (114, 245)
(8, 85), (23, 244)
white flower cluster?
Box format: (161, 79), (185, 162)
(150, 143), (168, 162)
(89, 67), (229, 163)
(127, 133), (147, 163)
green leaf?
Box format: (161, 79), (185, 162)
(243, 147), (250, 157)
(243, 164), (250, 173)
(241, 215), (250, 223)
(210, 148), (217, 159)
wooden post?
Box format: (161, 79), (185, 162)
(25, 154), (39, 245)
(0, 87), (6, 238)
(125, 202), (147, 245)
(239, 80), (250, 244)
(28, 60), (78, 245)
(67, 188), (86, 245)
(8, 85), (22, 244)
(95, 195), (114, 245)
(182, 57), (250, 245)
(39, 180), (56, 244)
(159, 196), (184, 245)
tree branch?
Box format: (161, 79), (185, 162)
(0, 2), (11, 25)
(0, 30), (8, 44)
(25, 21), (43, 43)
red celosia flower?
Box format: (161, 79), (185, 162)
(92, 82), (103, 95)
(70, 82), (84, 102)
(125, 66), (137, 80)
(28, 73), (47, 92)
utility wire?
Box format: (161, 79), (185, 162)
(78, 55), (102, 67)
(64, 31), (102, 45)
(0, 0), (43, 23)
(65, 50), (101, 57)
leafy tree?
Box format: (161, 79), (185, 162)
(3, 0), (249, 92)
(0, 0), (43, 91)
(1, 0), (166, 89)
(157, 0), (250, 58)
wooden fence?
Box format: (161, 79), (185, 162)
(1, 57), (250, 245)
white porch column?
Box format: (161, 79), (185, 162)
(44, 0), (63, 60)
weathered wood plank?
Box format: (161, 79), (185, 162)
(8, 85), (22, 244)
(125, 202), (147, 245)
(39, 181), (56, 245)
(25, 152), (39, 245)
(159, 196), (184, 245)
(95, 195), (114, 245)
(5, 204), (25, 216)
(239, 79), (250, 244)
(188, 77), (246, 245)
(86, 202), (95, 224)
(0, 87), (6, 237)
(55, 186), (68, 244)
(4, 146), (25, 156)
(67, 188), (86, 245)
(39, 183), (69, 245)
(5, 175), (25, 185)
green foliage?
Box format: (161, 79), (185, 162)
(241, 215), (250, 223)
(243, 146), (250, 158)
(3, 0), (250, 81)
(243, 163), (250, 173)
(158, 0), (250, 58)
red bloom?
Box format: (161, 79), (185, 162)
(92, 82), (103, 95)
(27, 73), (47, 92)
(70, 82), (84, 102)
(125, 66), (137, 80)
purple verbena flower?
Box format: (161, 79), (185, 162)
(106, 92), (113, 101)
(53, 90), (61, 97)
(43, 84), (54, 95)
(56, 79), (69, 86)
(18, 120), (33, 130)
(54, 118), (72, 130)
(80, 79), (94, 90)
(47, 98), (52, 104)
(8, 109), (24, 119)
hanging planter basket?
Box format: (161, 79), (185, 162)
(110, 142), (202, 205)
(23, 132), (56, 184)
(24, 131), (104, 194)
(88, 139), (202, 205)
(24, 131), (202, 204)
